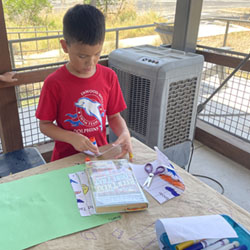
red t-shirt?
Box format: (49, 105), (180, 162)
(36, 64), (127, 161)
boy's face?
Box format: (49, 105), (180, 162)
(60, 40), (103, 78)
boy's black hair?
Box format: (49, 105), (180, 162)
(63, 4), (105, 45)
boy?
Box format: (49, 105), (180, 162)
(36, 4), (132, 161)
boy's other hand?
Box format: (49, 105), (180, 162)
(71, 133), (99, 155)
(113, 132), (133, 161)
(0, 71), (17, 83)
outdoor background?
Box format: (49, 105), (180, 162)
(1, 0), (250, 150)
(3, 0), (250, 68)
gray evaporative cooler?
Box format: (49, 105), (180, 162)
(108, 45), (204, 168)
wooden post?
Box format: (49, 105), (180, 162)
(0, 0), (23, 152)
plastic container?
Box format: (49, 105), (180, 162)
(158, 215), (250, 250)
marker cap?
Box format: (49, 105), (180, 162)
(176, 241), (196, 250)
(231, 245), (247, 250)
(89, 137), (97, 146)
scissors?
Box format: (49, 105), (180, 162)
(143, 163), (165, 188)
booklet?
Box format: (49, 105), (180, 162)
(69, 159), (148, 216)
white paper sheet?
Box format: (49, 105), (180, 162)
(130, 147), (185, 204)
(69, 171), (95, 216)
(155, 215), (238, 247)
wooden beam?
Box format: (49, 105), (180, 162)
(0, 0), (23, 152)
(0, 68), (59, 89)
(0, 59), (108, 89)
(196, 50), (250, 72)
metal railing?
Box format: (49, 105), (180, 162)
(205, 18), (250, 47)
(8, 17), (250, 69)
(196, 46), (250, 143)
(8, 24), (156, 69)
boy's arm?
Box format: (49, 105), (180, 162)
(39, 120), (99, 154)
(107, 113), (133, 160)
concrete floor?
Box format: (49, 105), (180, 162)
(188, 140), (250, 212)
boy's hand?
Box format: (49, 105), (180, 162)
(39, 120), (100, 156)
(70, 133), (99, 155)
(113, 132), (133, 161)
(0, 71), (17, 83)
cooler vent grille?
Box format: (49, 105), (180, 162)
(111, 67), (150, 136)
(163, 77), (197, 148)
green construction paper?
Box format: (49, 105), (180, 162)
(0, 164), (121, 250)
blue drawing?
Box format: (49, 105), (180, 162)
(65, 116), (84, 127)
(66, 113), (78, 119)
(77, 199), (84, 203)
(165, 186), (180, 197)
(70, 179), (78, 184)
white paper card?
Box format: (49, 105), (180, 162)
(130, 147), (185, 204)
(155, 215), (238, 246)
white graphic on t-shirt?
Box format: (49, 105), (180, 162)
(75, 97), (103, 131)
(64, 90), (105, 131)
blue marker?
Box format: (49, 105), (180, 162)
(203, 239), (229, 250)
(216, 241), (240, 250)
(184, 239), (221, 250)
(231, 245), (247, 250)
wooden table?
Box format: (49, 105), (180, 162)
(1, 137), (250, 250)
